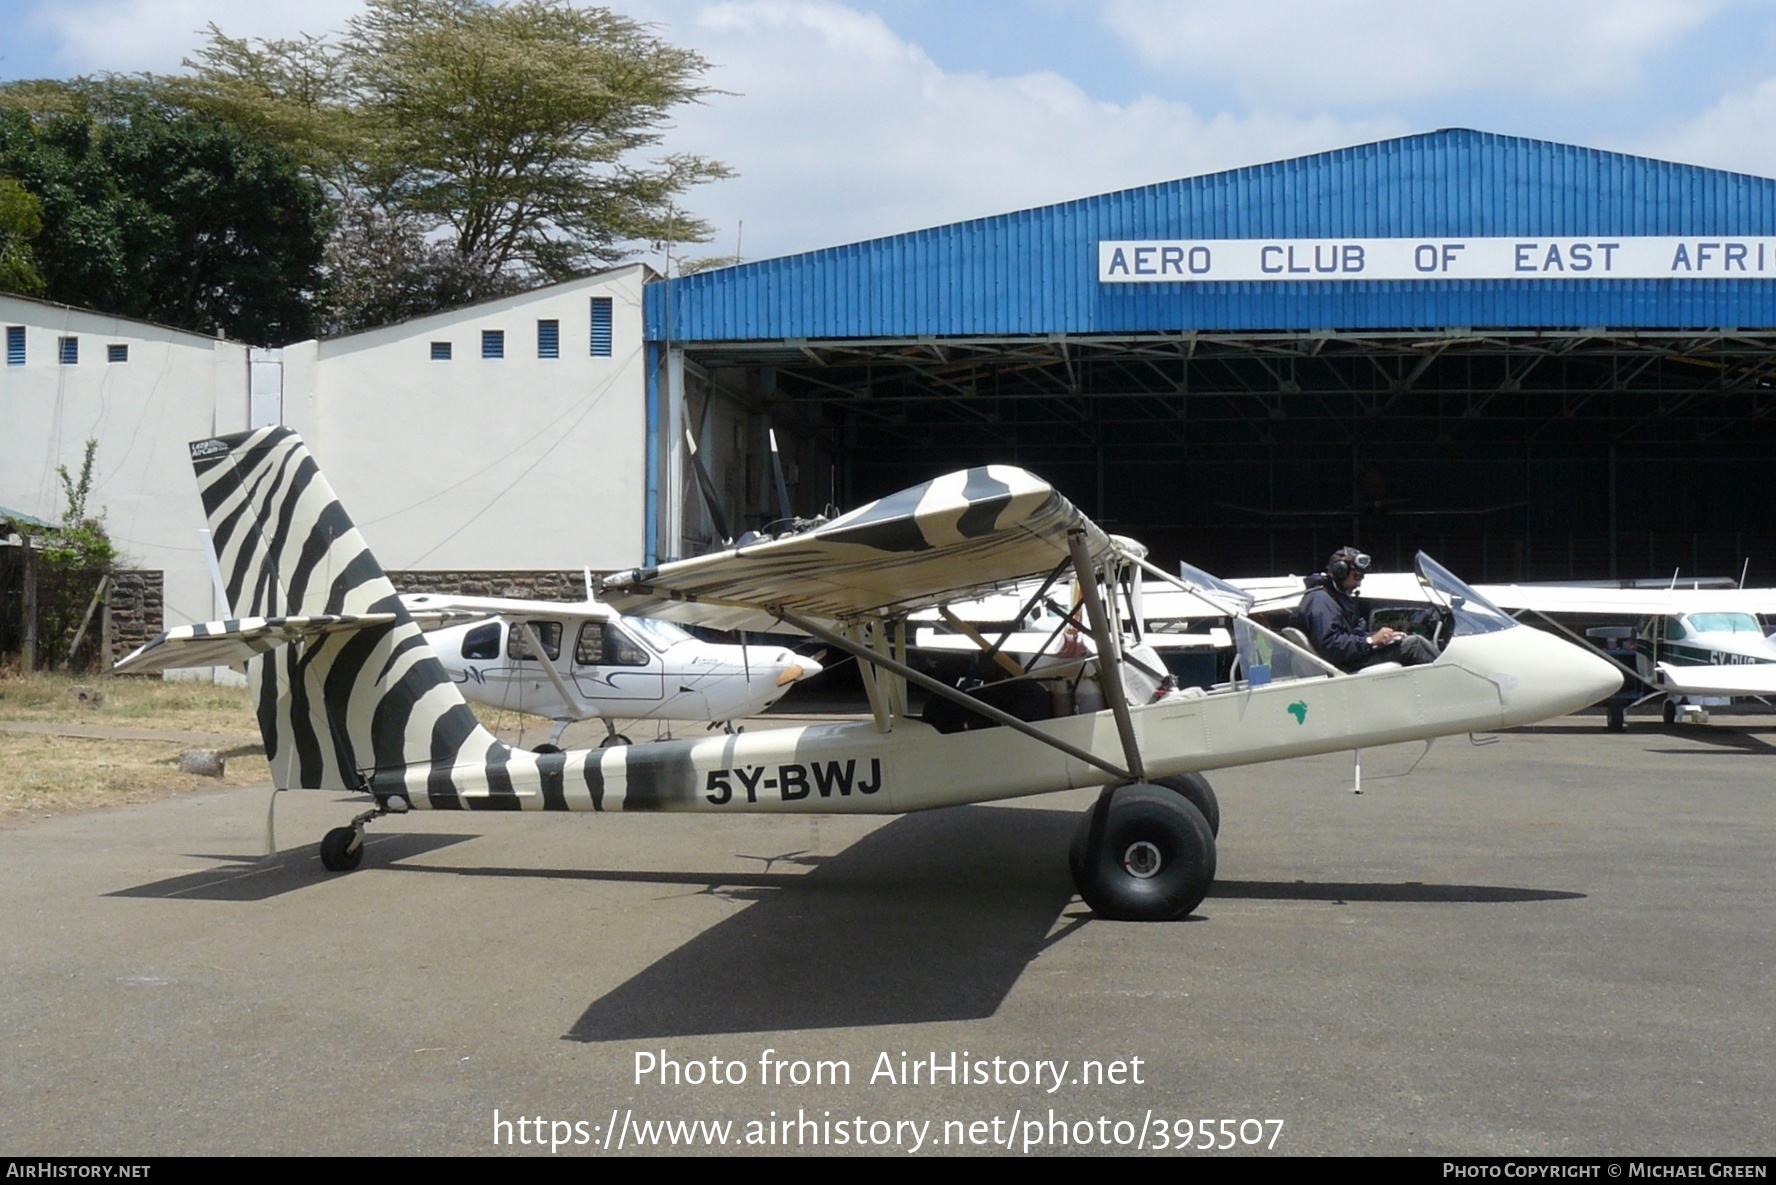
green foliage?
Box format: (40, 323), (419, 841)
(0, 175), (45, 294)
(0, 81), (329, 344)
(21, 440), (121, 671)
(189, 0), (731, 327)
(45, 440), (117, 571)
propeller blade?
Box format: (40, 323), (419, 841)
(769, 426), (793, 522)
(683, 427), (732, 545)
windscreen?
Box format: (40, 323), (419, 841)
(1415, 553), (1517, 636)
(1687, 613), (1762, 634)
(625, 615), (695, 652)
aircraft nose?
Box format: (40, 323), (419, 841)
(1489, 628), (1623, 727)
(775, 653), (823, 686)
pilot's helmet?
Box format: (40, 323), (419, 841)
(1327, 547), (1372, 583)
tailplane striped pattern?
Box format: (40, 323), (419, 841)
(193, 428), (499, 797)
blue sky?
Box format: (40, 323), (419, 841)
(9, 1), (1776, 263)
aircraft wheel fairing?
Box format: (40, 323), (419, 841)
(1154, 772), (1220, 837)
(1073, 785), (1215, 922)
(319, 827), (363, 873)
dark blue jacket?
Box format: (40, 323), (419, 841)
(1296, 574), (1374, 671)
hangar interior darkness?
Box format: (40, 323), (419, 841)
(686, 329), (1776, 583)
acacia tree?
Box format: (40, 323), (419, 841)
(190, 0), (731, 330)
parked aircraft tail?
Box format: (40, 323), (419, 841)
(187, 427), (498, 794)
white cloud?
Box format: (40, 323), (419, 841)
(20, 0), (364, 77)
(1101, 0), (1725, 110)
(642, 1), (1406, 260)
(1632, 75), (1776, 178)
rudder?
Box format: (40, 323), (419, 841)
(191, 428), (498, 796)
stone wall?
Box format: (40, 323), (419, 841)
(106, 570), (162, 668)
(388, 571), (590, 600)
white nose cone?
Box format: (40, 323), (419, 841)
(1476, 628), (1623, 727)
(775, 653), (823, 686)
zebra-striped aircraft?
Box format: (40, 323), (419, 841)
(114, 428), (1620, 921)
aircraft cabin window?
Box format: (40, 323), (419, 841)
(506, 620), (562, 661)
(575, 622), (651, 666)
(1665, 619), (1688, 641)
(461, 622), (501, 660)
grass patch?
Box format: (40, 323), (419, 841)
(0, 669), (257, 736)
(0, 733), (271, 819)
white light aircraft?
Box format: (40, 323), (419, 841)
(115, 429), (1619, 921)
(402, 588), (821, 750)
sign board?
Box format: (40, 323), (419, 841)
(1098, 238), (1776, 283)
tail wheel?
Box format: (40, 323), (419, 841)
(319, 826), (363, 873)
(1153, 772), (1220, 837)
(1072, 785), (1216, 921)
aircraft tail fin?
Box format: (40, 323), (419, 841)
(190, 428), (497, 795)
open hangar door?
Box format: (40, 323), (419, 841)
(684, 328), (1776, 583)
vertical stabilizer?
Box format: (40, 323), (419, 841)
(190, 428), (498, 794)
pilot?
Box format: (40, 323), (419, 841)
(1296, 547), (1438, 672)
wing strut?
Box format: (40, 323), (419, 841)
(776, 610), (1133, 781)
(1068, 529), (1147, 783)
(514, 620), (598, 721)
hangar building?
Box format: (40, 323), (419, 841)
(652, 129), (1776, 587)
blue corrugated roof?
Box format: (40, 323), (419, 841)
(647, 129), (1776, 339)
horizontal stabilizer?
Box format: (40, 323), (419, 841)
(112, 614), (399, 674)
(1654, 662), (1776, 697)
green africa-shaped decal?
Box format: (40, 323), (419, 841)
(1287, 701), (1308, 724)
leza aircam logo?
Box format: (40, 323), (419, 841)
(705, 759), (883, 804)
(189, 438), (232, 459)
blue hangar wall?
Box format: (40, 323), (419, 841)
(646, 129), (1776, 581)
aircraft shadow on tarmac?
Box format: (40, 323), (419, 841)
(1209, 880), (1584, 904)
(557, 805), (1081, 1041)
(104, 833), (474, 901)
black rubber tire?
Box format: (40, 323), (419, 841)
(533, 743), (563, 755)
(1606, 704), (1626, 732)
(1663, 699), (1678, 725)
(599, 733), (633, 748)
(1153, 772), (1220, 837)
(319, 826), (363, 873)
(1072, 785), (1216, 921)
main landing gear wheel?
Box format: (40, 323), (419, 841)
(1606, 703), (1626, 732)
(533, 743), (563, 755)
(1153, 772), (1220, 837)
(1070, 784), (1216, 921)
(1663, 699), (1678, 725)
(319, 826), (363, 872)
(598, 733), (632, 748)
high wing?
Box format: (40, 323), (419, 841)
(112, 614), (399, 674)
(1227, 574), (1776, 619)
(399, 593), (600, 631)
(598, 466), (1116, 630)
(1472, 584), (1776, 617)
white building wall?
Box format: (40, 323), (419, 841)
(1, 264), (650, 637)
(291, 265), (648, 572)
(0, 296), (248, 633)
